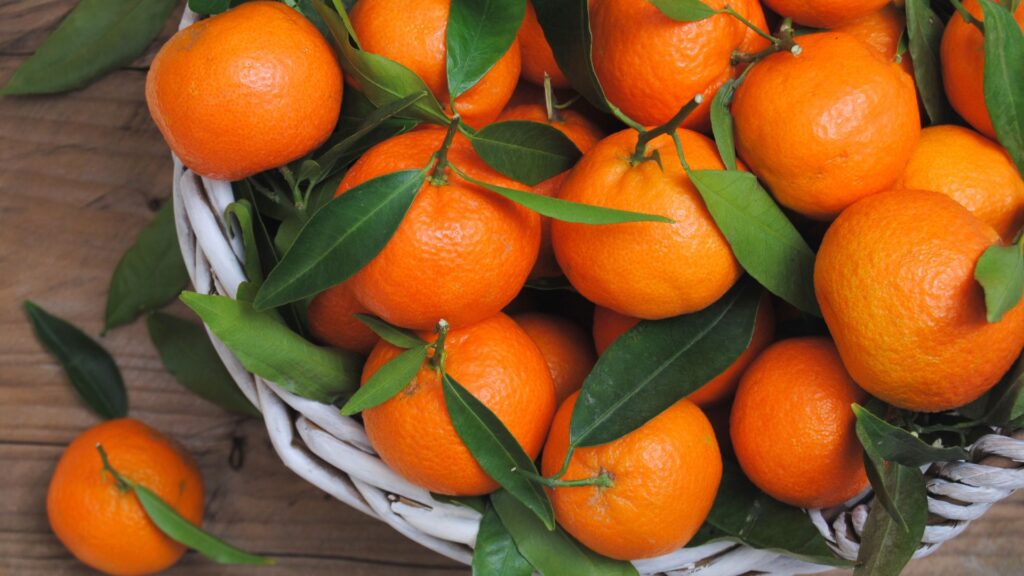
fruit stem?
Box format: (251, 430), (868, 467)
(429, 319), (450, 371)
(516, 468), (614, 489)
(546, 445), (575, 480)
(544, 73), (561, 123)
(730, 17), (801, 65)
(721, 5), (779, 45)
(429, 117), (461, 186)
(96, 444), (134, 493)
(630, 96), (703, 165)
(949, 0), (985, 31)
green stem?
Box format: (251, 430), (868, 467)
(546, 445), (575, 480)
(949, 0), (985, 31)
(730, 17), (800, 66)
(96, 444), (133, 493)
(722, 5), (779, 44)
(516, 468), (614, 489)
(630, 96), (703, 165)
(430, 319), (450, 371)
(543, 73), (560, 123)
(429, 117), (461, 186)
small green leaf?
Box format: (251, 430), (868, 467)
(854, 463), (927, 576)
(710, 81), (737, 170)
(340, 345), (427, 415)
(649, 0), (719, 21)
(225, 201), (264, 286)
(532, 0), (610, 111)
(181, 292), (361, 404)
(570, 278), (761, 447)
(441, 374), (554, 529)
(354, 314), (426, 349)
(853, 404), (970, 466)
(446, 0), (526, 101)
(905, 0), (951, 124)
(312, 1), (449, 124)
(472, 505), (534, 576)
(980, 0), (1024, 175)
(24, 301), (127, 420)
(104, 202), (189, 332)
(854, 402), (908, 530)
(467, 121), (582, 185)
(147, 312), (259, 417)
(490, 490), (638, 576)
(187, 0), (235, 15)
(1, 0), (178, 95)
(254, 168), (428, 310)
(975, 242), (1024, 323)
(707, 458), (853, 567)
(133, 484), (272, 565)
(688, 170), (820, 316)
(449, 164), (671, 224)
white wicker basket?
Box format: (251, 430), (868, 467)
(171, 8), (1024, 574)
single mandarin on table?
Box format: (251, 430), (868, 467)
(731, 337), (869, 509)
(361, 314), (556, 495)
(47, 419), (204, 576)
(146, 1), (342, 181)
(815, 189), (1024, 412)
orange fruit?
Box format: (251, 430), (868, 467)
(518, 1), (569, 88)
(146, 2), (342, 181)
(541, 393), (722, 560)
(764, 0), (891, 28)
(513, 312), (597, 404)
(362, 313), (556, 495)
(307, 282), (378, 354)
(732, 32), (920, 220)
(551, 128), (742, 319)
(815, 189), (1024, 412)
(590, 0), (770, 128)
(337, 128), (541, 330)
(834, 5), (914, 75)
(731, 337), (869, 509)
(349, 0), (520, 128)
(47, 418), (204, 576)
(497, 103), (603, 278)
(897, 125), (1024, 242)
(591, 296), (776, 407)
(941, 0), (1024, 140)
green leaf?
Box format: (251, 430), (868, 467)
(853, 404), (969, 467)
(147, 312), (259, 417)
(980, 0), (1024, 175)
(966, 354), (1024, 426)
(340, 345), (427, 415)
(710, 81), (737, 170)
(854, 402), (909, 530)
(104, 202), (189, 332)
(467, 121), (582, 186)
(133, 484), (273, 565)
(446, 0), (526, 100)
(649, 0), (719, 21)
(312, 1), (449, 124)
(688, 170), (820, 316)
(225, 201), (264, 286)
(854, 464), (927, 576)
(707, 459), (853, 567)
(1, 0), (178, 95)
(254, 168), (428, 310)
(570, 278), (761, 448)
(431, 493), (488, 513)
(441, 374), (554, 529)
(974, 242), (1024, 323)
(354, 313), (426, 349)
(490, 490), (639, 576)
(187, 0), (235, 15)
(449, 164), (671, 224)
(472, 505), (534, 576)
(23, 301), (127, 420)
(181, 292), (361, 404)
(532, 0), (609, 111)
(905, 0), (951, 124)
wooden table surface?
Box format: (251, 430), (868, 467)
(1, 2), (1021, 574)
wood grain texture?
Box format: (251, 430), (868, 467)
(0, 1), (1019, 574)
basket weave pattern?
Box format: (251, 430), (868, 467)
(172, 9), (1024, 574)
